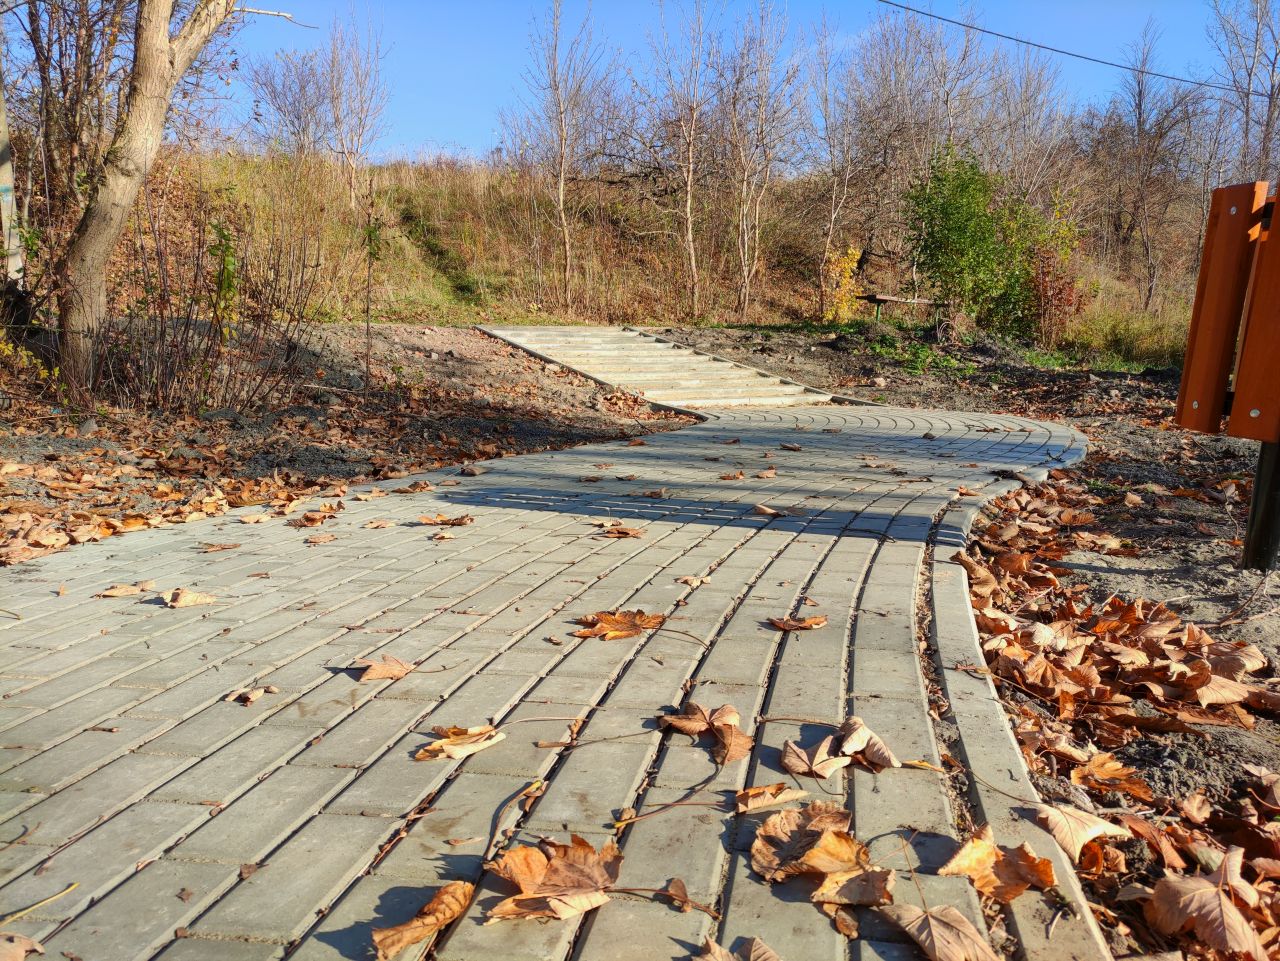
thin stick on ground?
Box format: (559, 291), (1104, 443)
(0, 882), (78, 925)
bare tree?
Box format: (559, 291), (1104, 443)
(650, 0), (715, 320)
(324, 7), (388, 208)
(715, 1), (798, 319)
(807, 18), (857, 317)
(245, 48), (334, 155)
(515, 0), (608, 309)
(54, 0), (291, 393)
(1209, 0), (1280, 181)
(7, 1), (132, 224)
(1086, 25), (1204, 311)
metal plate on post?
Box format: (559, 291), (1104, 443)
(1175, 182), (1268, 434)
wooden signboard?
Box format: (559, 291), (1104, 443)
(1174, 182), (1267, 434)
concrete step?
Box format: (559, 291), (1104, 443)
(654, 393), (827, 407)
(640, 384), (811, 401)
(479, 325), (838, 410)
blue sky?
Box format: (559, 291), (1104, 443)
(230, 1), (1217, 157)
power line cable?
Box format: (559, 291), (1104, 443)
(875, 0), (1262, 99)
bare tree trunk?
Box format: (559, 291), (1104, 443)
(681, 137), (700, 319)
(53, 0), (242, 394)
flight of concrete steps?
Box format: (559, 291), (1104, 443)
(481, 325), (836, 409)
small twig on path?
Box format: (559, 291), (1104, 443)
(1215, 572), (1273, 627)
(0, 882), (78, 925)
(612, 771), (719, 828)
(485, 779), (544, 860)
(612, 885), (720, 919)
(0, 608), (19, 620)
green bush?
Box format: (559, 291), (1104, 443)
(905, 150), (1079, 341)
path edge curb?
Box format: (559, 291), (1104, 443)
(929, 436), (1114, 960)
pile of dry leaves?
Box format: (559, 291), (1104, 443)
(958, 475), (1280, 959)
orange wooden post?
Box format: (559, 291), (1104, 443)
(1230, 214), (1280, 444)
(1175, 182), (1269, 433)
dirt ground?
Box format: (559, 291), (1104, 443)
(672, 323), (1277, 802)
(0, 324), (690, 565)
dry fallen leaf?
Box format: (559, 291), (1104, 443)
(415, 725), (505, 760)
(488, 834), (622, 921)
(697, 937), (783, 961)
(0, 933), (44, 961)
(1069, 752), (1153, 801)
(239, 513), (269, 524)
(735, 783), (809, 814)
(572, 609), (665, 641)
(1031, 803), (1129, 863)
(224, 685), (278, 706)
(939, 825), (1055, 902)
(878, 904), (1000, 961)
(352, 654), (414, 682)
(781, 736), (852, 780)
(836, 716), (900, 772)
(597, 526), (645, 538)
(417, 514), (474, 527)
(371, 880), (473, 960)
(676, 575), (710, 588)
(305, 533), (337, 545)
(768, 615), (828, 631)
(754, 504), (783, 518)
(198, 542), (241, 553)
(750, 802), (852, 882)
(163, 587), (216, 608)
(659, 702), (754, 765)
(1147, 873), (1266, 961)
(95, 581), (149, 598)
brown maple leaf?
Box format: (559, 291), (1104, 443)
(750, 802), (852, 881)
(939, 825), (1056, 902)
(487, 834), (622, 921)
(1069, 752), (1153, 801)
(768, 615), (828, 631)
(877, 904), (1000, 961)
(1147, 873), (1266, 961)
(660, 702), (741, 738)
(659, 703), (753, 764)
(1031, 803), (1129, 863)
(415, 725), (505, 760)
(352, 654), (414, 682)
(371, 880), (473, 960)
(781, 736), (852, 780)
(836, 716), (900, 771)
(572, 609), (665, 640)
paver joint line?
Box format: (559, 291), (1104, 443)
(0, 326), (1099, 961)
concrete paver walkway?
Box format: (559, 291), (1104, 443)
(0, 402), (1103, 961)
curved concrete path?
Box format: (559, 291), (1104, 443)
(0, 406), (1102, 961)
